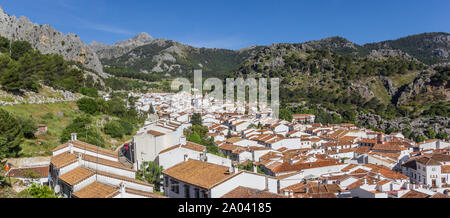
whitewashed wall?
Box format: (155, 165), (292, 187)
(59, 162), (80, 176)
(96, 174), (153, 192)
(80, 160), (135, 179)
(211, 172), (279, 198)
(73, 175), (96, 192)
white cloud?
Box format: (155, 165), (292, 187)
(69, 15), (134, 36)
(85, 23), (134, 36)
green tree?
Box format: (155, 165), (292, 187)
(238, 162), (254, 171)
(279, 108), (293, 122)
(19, 183), (59, 198)
(77, 98), (100, 115)
(0, 109), (23, 159)
(79, 87), (99, 98)
(0, 36), (10, 53)
(1, 61), (23, 94)
(60, 115), (105, 147)
(136, 161), (164, 192)
(18, 117), (37, 139)
(437, 131), (449, 141)
(191, 113), (202, 126)
(104, 120), (124, 138)
(415, 134), (427, 143)
(10, 40), (33, 60)
(425, 128), (436, 139)
(226, 130), (232, 139)
(257, 122), (263, 129)
(148, 103), (155, 114)
(187, 132), (202, 144)
(106, 97), (127, 117)
(103, 120), (133, 139)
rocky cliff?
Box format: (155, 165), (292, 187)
(0, 6), (105, 76)
(89, 32), (155, 59)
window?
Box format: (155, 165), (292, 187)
(432, 168), (436, 172)
(195, 188), (200, 198)
(184, 185), (190, 198)
(171, 180), (179, 194)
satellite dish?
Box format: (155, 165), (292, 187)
(54, 185), (60, 193)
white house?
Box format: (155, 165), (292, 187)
(49, 134), (160, 198)
(156, 141), (232, 170)
(162, 159), (280, 198)
(271, 123), (289, 136)
(418, 140), (450, 151)
(133, 122), (188, 168)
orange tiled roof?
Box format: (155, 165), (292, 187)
(6, 165), (49, 178)
(269, 160), (342, 174)
(400, 190), (430, 198)
(162, 159), (236, 189)
(441, 165), (450, 174)
(221, 186), (287, 198)
(53, 140), (118, 159)
(51, 152), (78, 169)
(59, 167), (95, 186)
(72, 182), (120, 198)
(147, 130), (166, 137)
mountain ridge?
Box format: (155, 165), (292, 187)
(97, 32), (449, 78)
(0, 6), (105, 76)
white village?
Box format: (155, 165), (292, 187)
(5, 88), (448, 199)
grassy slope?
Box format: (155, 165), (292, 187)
(0, 102), (132, 157)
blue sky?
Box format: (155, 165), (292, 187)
(1, 0), (449, 49)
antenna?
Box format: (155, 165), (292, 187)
(96, 119), (101, 180)
(84, 125), (90, 168)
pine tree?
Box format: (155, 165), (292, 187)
(227, 130), (232, 139)
(0, 109), (23, 160)
(148, 103), (155, 114)
(191, 113), (202, 126)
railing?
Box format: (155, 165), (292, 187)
(118, 152), (134, 168)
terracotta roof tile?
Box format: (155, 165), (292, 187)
(72, 182), (120, 198)
(221, 186), (287, 198)
(53, 141), (118, 159)
(400, 190), (430, 198)
(163, 159), (236, 189)
(6, 165), (49, 178)
(51, 152), (78, 169)
(59, 167), (95, 186)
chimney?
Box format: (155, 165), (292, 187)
(69, 142), (74, 154)
(184, 154), (189, 162)
(377, 133), (384, 144)
(265, 175), (269, 191)
(71, 133), (77, 142)
(78, 153), (83, 164)
(363, 177), (367, 185)
(120, 182), (126, 198)
(180, 137), (187, 146)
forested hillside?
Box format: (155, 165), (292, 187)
(0, 36), (103, 95)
